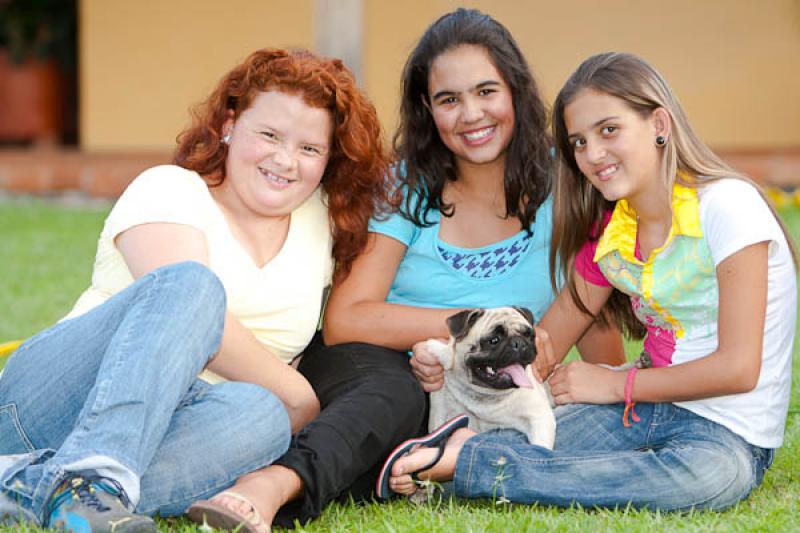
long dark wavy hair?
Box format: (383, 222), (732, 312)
(174, 48), (388, 281)
(391, 8), (551, 229)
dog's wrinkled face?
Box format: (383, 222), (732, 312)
(446, 307), (536, 390)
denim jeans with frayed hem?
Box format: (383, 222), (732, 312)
(0, 261), (291, 525)
(454, 402), (773, 511)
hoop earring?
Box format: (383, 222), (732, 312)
(655, 135), (666, 147)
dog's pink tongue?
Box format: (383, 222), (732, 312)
(499, 364), (533, 388)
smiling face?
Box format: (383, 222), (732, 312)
(564, 88), (667, 205)
(427, 44), (515, 172)
(220, 90), (333, 219)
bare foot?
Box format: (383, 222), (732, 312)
(389, 428), (474, 495)
(208, 465), (302, 531)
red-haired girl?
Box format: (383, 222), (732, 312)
(0, 48), (386, 532)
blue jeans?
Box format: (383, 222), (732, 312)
(454, 402), (773, 511)
(0, 262), (291, 524)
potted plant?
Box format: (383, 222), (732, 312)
(0, 0), (77, 145)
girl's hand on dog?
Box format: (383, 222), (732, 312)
(411, 339), (446, 392)
(548, 361), (625, 405)
(533, 326), (557, 380)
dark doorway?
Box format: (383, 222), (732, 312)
(0, 0), (79, 146)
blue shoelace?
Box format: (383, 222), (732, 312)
(47, 475), (130, 518)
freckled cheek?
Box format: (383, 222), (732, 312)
(232, 138), (273, 164)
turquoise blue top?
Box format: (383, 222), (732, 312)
(368, 191), (557, 321)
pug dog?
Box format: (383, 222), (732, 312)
(424, 307), (555, 449)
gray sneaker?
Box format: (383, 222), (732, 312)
(45, 475), (156, 533)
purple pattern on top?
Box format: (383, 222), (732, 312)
(438, 233), (532, 279)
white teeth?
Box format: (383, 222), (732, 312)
(486, 366), (496, 375)
(464, 127), (494, 141)
(598, 165), (617, 178)
(260, 169), (291, 184)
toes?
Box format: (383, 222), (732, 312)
(392, 446), (437, 478)
(400, 481), (415, 494)
(391, 444), (424, 476)
(209, 494), (236, 509)
(391, 476), (417, 496)
(391, 459), (406, 477)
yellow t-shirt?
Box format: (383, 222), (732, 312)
(64, 164), (333, 382)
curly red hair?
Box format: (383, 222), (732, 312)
(174, 48), (388, 281)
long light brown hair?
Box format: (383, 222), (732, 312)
(550, 52), (796, 337)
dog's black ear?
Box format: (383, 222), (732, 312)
(512, 306), (535, 326)
(446, 309), (485, 341)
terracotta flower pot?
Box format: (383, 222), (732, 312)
(0, 49), (65, 144)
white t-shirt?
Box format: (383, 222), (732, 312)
(65, 165), (333, 382)
(673, 179), (796, 448)
(582, 178), (795, 448)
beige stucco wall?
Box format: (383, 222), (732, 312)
(81, 0), (800, 150)
(365, 0), (800, 150)
(80, 0), (313, 150)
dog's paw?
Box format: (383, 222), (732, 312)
(424, 338), (449, 353)
(423, 338), (454, 369)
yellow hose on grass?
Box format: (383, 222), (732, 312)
(0, 340), (23, 357)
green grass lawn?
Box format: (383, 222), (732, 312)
(1, 198), (799, 532)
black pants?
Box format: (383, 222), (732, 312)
(272, 332), (427, 527)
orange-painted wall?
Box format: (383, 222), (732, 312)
(81, 0), (800, 150)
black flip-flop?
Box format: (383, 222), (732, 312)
(376, 414), (470, 499)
